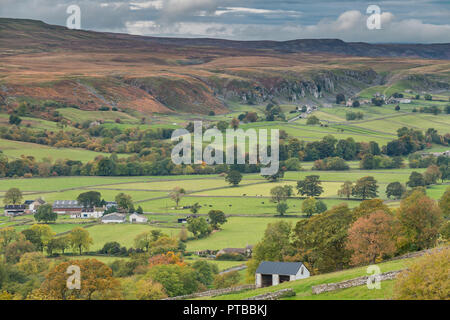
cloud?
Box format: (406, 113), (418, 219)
(0, 0), (449, 43)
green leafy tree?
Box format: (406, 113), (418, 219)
(115, 193), (134, 212)
(169, 187), (186, 208)
(439, 186), (450, 218)
(386, 182), (406, 200)
(3, 188), (23, 205)
(208, 210), (227, 230)
(270, 185), (293, 203)
(338, 181), (353, 200)
(296, 175), (323, 197)
(407, 171), (426, 188)
(225, 170), (242, 186)
(302, 197), (317, 217)
(69, 227), (93, 255)
(187, 217), (211, 238)
(276, 202), (289, 216)
(190, 202), (201, 214)
(34, 204), (57, 223)
(397, 191), (443, 251)
(77, 191), (102, 208)
(352, 176), (378, 200)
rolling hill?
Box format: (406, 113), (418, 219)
(0, 18), (449, 116)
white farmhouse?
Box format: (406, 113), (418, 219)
(129, 213), (148, 223)
(101, 213), (126, 224)
(255, 261), (310, 288)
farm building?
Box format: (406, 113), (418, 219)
(101, 213), (126, 224)
(25, 198), (46, 214)
(4, 205), (26, 217)
(72, 207), (105, 219)
(52, 200), (83, 215)
(255, 261), (310, 288)
(129, 213), (148, 223)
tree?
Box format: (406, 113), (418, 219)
(424, 93), (432, 101)
(423, 165), (441, 185)
(146, 264), (198, 297)
(46, 236), (70, 255)
(77, 191), (102, 208)
(276, 202), (288, 216)
(0, 227), (17, 253)
(187, 217), (211, 238)
(386, 182), (406, 200)
(306, 115), (320, 125)
(208, 210), (227, 229)
(34, 204), (57, 223)
(397, 191), (443, 251)
(338, 181), (353, 200)
(134, 231), (154, 252)
(315, 200), (327, 214)
(36, 259), (121, 300)
(190, 202), (201, 214)
(135, 278), (167, 300)
(17, 252), (49, 275)
(191, 260), (219, 286)
(346, 211), (396, 265)
(230, 118), (239, 129)
(292, 204), (354, 273)
(296, 175), (323, 197)
(407, 171), (426, 188)
(4, 239), (35, 264)
(169, 187), (186, 208)
(115, 193), (133, 212)
(3, 188), (23, 205)
(302, 197), (317, 217)
(247, 221), (294, 279)
(270, 185), (292, 203)
(69, 227), (93, 255)
(394, 248), (449, 300)
(225, 170), (242, 186)
(395, 105), (400, 111)
(439, 186), (450, 218)
(352, 176), (378, 200)
(214, 270), (240, 289)
(136, 206), (144, 214)
(24, 224), (55, 252)
(8, 114), (21, 125)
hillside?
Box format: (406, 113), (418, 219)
(0, 18), (449, 115)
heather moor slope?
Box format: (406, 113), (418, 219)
(0, 18), (449, 116)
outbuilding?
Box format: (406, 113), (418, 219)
(255, 261), (310, 288)
(129, 213), (148, 223)
(101, 213), (126, 224)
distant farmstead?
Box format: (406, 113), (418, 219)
(255, 261), (310, 288)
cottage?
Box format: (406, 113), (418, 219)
(255, 261), (310, 288)
(129, 213), (148, 223)
(25, 198), (45, 214)
(101, 213), (126, 224)
(52, 200), (83, 215)
(4, 205), (26, 217)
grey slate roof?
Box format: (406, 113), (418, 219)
(53, 200), (82, 209)
(256, 261), (304, 276)
(101, 213), (126, 221)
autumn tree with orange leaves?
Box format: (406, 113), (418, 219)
(346, 210), (397, 265)
(29, 259), (121, 300)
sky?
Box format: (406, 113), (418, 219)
(1, 0), (450, 43)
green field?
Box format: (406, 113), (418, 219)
(207, 257), (418, 300)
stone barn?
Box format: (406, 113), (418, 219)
(255, 261), (310, 288)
